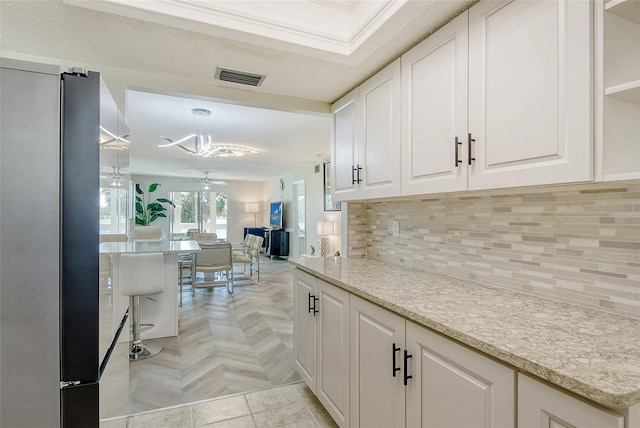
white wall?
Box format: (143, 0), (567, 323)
(131, 175), (264, 244)
(263, 162), (345, 257)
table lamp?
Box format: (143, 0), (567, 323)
(245, 203), (259, 227)
(317, 221), (334, 257)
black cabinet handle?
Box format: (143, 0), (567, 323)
(454, 136), (462, 167)
(468, 133), (476, 165)
(392, 343), (401, 377)
(351, 164), (363, 184)
(308, 292), (313, 314)
(403, 349), (412, 385)
(308, 293), (319, 316)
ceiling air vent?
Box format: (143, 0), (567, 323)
(215, 66), (266, 87)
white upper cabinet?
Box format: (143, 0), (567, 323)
(402, 0), (594, 196)
(599, 0), (640, 181)
(467, 0), (593, 190)
(331, 59), (401, 201)
(335, 0), (598, 200)
(357, 59), (402, 199)
(401, 11), (469, 196)
(331, 88), (359, 199)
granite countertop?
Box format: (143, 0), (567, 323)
(100, 240), (201, 254)
(289, 257), (640, 409)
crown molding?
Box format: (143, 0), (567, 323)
(64, 0), (412, 57)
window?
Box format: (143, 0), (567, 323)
(99, 187), (129, 235)
(170, 191), (227, 240)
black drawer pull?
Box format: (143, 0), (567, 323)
(392, 343), (401, 377)
(404, 349), (412, 385)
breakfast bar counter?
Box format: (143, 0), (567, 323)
(290, 256), (640, 411)
(100, 240), (200, 342)
(99, 239), (201, 255)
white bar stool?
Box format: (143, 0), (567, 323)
(118, 252), (165, 361)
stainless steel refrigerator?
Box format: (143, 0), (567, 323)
(1, 58), (102, 427)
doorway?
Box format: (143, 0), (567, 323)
(293, 180), (306, 258)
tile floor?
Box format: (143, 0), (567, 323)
(100, 382), (337, 428)
(101, 257), (303, 418)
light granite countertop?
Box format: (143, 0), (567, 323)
(99, 239), (201, 254)
(289, 257), (640, 410)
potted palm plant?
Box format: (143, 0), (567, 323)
(135, 183), (175, 225)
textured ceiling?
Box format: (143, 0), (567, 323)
(0, 0), (474, 181)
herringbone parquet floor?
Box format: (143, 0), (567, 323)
(124, 256), (302, 416)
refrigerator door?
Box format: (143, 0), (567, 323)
(62, 382), (99, 427)
(60, 70), (101, 426)
(0, 59), (101, 427)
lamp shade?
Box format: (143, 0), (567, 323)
(245, 203), (259, 213)
(317, 220), (334, 236)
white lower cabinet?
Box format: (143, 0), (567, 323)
(293, 269), (350, 427)
(406, 322), (515, 427)
(349, 295), (515, 428)
(350, 295), (406, 428)
(296, 270), (631, 428)
(518, 374), (624, 428)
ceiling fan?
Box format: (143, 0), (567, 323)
(179, 172), (228, 189)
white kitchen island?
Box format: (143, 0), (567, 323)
(100, 240), (200, 343)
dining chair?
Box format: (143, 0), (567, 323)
(233, 233), (255, 257)
(191, 232), (218, 243)
(193, 241), (233, 294)
(232, 235), (264, 283)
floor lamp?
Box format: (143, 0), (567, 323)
(317, 221), (334, 257)
(245, 203), (259, 227)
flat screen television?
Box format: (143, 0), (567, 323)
(269, 201), (284, 229)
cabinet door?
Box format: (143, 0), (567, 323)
(406, 322), (515, 428)
(468, 0), (592, 190)
(518, 374), (624, 428)
(331, 88), (359, 201)
(601, 0), (640, 181)
(401, 11), (469, 195)
(293, 269), (316, 390)
(316, 279), (350, 427)
(358, 59), (402, 199)
(350, 296), (405, 428)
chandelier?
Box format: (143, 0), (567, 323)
(100, 126), (130, 150)
(158, 108), (259, 158)
(109, 166), (125, 187)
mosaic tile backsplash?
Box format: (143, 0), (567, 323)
(347, 181), (640, 319)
